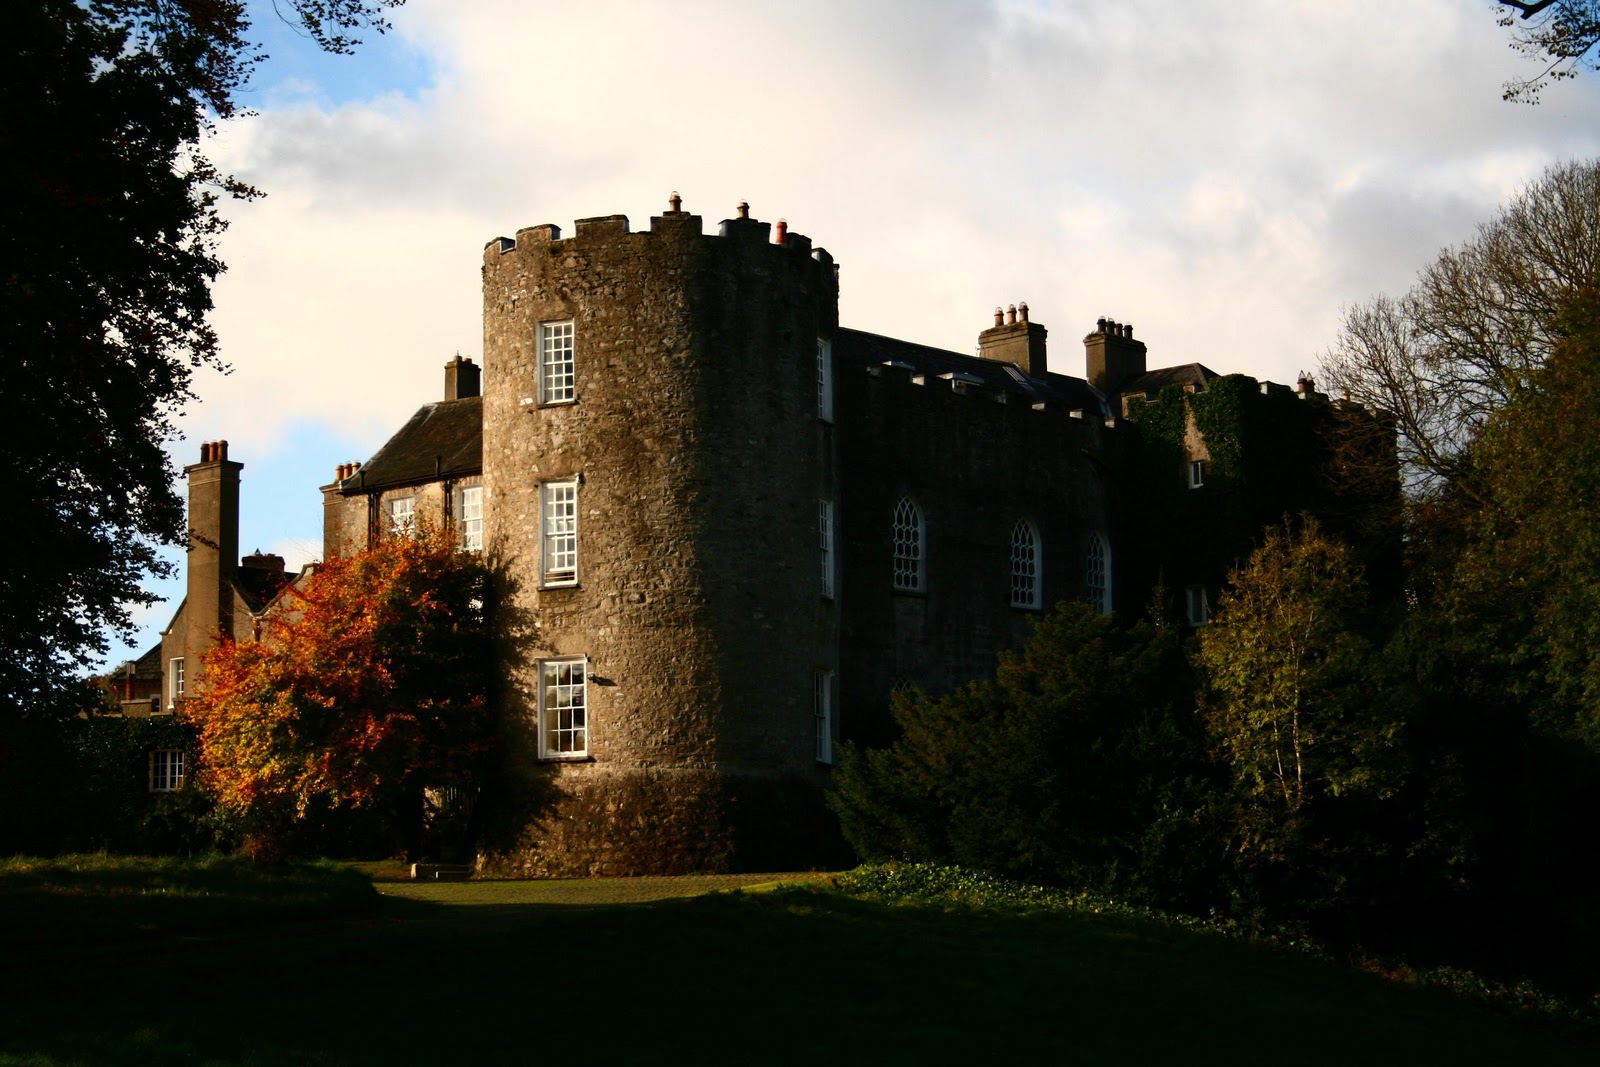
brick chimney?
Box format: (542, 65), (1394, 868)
(182, 440), (242, 676)
(977, 302), (1048, 377)
(1084, 317), (1147, 394)
(445, 355), (481, 400)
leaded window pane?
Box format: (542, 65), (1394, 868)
(1084, 533), (1110, 615)
(892, 498), (924, 592)
(1010, 520), (1040, 608)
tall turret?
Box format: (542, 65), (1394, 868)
(480, 196), (841, 875)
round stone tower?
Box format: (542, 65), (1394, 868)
(479, 199), (841, 875)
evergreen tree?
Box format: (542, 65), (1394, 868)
(830, 603), (1208, 900)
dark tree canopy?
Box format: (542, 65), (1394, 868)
(1498, 1), (1600, 102)
(0, 1), (399, 715)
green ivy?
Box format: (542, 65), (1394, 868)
(1124, 376), (1341, 617)
(0, 715), (213, 856)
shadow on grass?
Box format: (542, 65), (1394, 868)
(0, 883), (1592, 1066)
(0, 854), (380, 957)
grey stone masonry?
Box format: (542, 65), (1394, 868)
(479, 204), (841, 875)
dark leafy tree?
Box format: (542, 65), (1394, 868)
(1196, 519), (1409, 921)
(1498, 1), (1600, 102)
(0, 0), (400, 716)
(1317, 166), (1600, 979)
(1435, 287), (1600, 747)
(185, 527), (492, 861)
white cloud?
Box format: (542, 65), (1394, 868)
(103, 0), (1600, 663)
(184, 0), (1600, 428)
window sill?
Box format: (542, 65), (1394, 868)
(891, 588), (928, 598)
(538, 755), (595, 764)
(538, 580), (580, 591)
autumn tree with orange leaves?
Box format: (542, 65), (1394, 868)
(185, 527), (492, 861)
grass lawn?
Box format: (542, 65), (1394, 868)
(0, 858), (1592, 1065)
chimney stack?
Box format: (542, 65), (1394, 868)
(977, 302), (1049, 378)
(1083, 316), (1148, 394)
(180, 440), (243, 694)
(445, 355), (481, 400)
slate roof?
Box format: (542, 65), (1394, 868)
(127, 642), (163, 680)
(1122, 362), (1220, 397)
(834, 328), (1113, 417)
(340, 396), (482, 493)
(234, 555), (294, 612)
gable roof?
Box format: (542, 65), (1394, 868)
(1122, 362), (1220, 397)
(233, 561), (293, 614)
(127, 642), (163, 680)
(834, 328), (1111, 416)
(340, 396), (482, 493)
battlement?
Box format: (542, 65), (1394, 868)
(484, 193), (834, 269)
(866, 356), (1119, 430)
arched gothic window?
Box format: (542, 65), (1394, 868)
(1084, 532), (1111, 615)
(1009, 519), (1041, 609)
(892, 497), (925, 592)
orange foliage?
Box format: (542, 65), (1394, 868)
(184, 527), (493, 828)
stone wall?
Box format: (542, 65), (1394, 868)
(322, 475), (483, 559)
(833, 365), (1124, 743)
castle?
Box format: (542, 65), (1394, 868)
(133, 195), (1372, 874)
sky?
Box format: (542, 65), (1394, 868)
(103, 0), (1600, 666)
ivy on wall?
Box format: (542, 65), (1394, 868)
(0, 714), (210, 855)
(1124, 375), (1367, 619)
